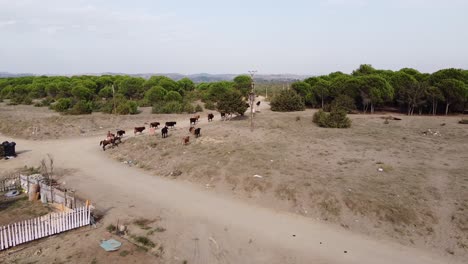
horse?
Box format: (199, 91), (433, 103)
(99, 138), (115, 151)
(208, 113), (214, 122)
(162, 126), (169, 138)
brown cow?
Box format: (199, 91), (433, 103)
(189, 127), (195, 134)
(208, 113), (214, 122)
(134, 127), (145, 135)
(182, 136), (190, 145)
(150, 122), (160, 128)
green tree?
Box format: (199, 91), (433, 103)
(392, 72), (420, 115)
(291, 81), (312, 98)
(98, 86), (113, 99)
(312, 79), (330, 109)
(71, 85), (93, 101)
(270, 89), (305, 112)
(438, 79), (466, 115)
(352, 64), (377, 76)
(164, 91), (182, 102)
(216, 90), (248, 116)
(233, 75), (252, 97)
(358, 75), (394, 113)
(144, 86), (167, 104)
(117, 77), (145, 99)
(45, 82), (59, 98)
(177, 77), (195, 91)
(426, 86), (444, 115)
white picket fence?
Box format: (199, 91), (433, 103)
(0, 206), (91, 251)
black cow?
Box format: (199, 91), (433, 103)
(208, 113), (214, 122)
(116, 130), (125, 137)
(161, 126), (168, 138)
(150, 122), (160, 128)
(190, 118), (197, 125)
(256, 101), (261, 106)
(165, 121), (177, 128)
(134, 127), (145, 135)
(194, 128), (201, 138)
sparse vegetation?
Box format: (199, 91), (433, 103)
(313, 109), (351, 128)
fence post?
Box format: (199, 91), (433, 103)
(0, 226), (4, 250)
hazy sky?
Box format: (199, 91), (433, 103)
(1, 0), (467, 75)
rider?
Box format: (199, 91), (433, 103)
(107, 131), (114, 141)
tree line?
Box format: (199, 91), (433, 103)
(0, 74), (252, 115)
(288, 65), (468, 115)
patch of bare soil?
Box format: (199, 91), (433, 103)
(106, 110), (468, 258)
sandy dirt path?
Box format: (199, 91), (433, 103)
(2, 135), (460, 264)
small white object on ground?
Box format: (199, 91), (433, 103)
(253, 175), (263, 178)
(378, 168), (384, 172)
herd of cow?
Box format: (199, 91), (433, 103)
(99, 112), (228, 150)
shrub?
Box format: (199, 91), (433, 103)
(152, 101), (183, 114)
(216, 90), (248, 116)
(330, 95), (356, 113)
(183, 103), (195, 113)
(164, 91), (182, 102)
(270, 90), (305, 112)
(115, 100), (139, 115)
(204, 101), (216, 110)
(195, 104), (203, 112)
(53, 98), (72, 112)
(68, 100), (92, 115)
(313, 109), (351, 128)
(313, 109), (328, 125)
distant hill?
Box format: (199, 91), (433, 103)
(0, 72), (310, 83)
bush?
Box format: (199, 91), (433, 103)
(183, 103), (195, 113)
(204, 101), (216, 110)
(115, 100), (139, 115)
(270, 90), (305, 112)
(330, 95), (356, 113)
(195, 104), (203, 112)
(313, 109), (351, 128)
(68, 100), (92, 115)
(152, 101), (183, 114)
(164, 91), (182, 102)
(53, 98), (72, 112)
(216, 90), (248, 116)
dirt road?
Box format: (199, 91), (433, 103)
(1, 129), (460, 264)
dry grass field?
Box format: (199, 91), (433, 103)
(1, 101), (467, 260)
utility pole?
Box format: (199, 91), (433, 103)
(112, 85), (116, 115)
(248, 70), (257, 132)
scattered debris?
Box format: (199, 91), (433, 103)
(100, 239), (122, 252)
(440, 123), (446, 126)
(378, 168), (384, 172)
(422, 129), (441, 136)
(169, 170), (182, 177)
(4, 190), (20, 197)
(344, 250), (348, 253)
(253, 175), (263, 178)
